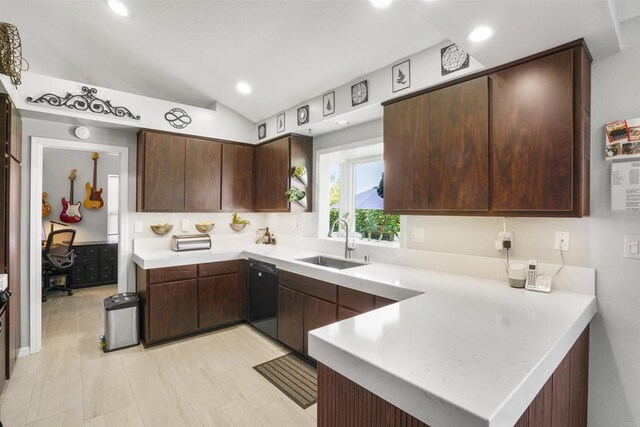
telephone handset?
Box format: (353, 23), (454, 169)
(525, 259), (552, 293)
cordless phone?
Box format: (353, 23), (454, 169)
(525, 259), (552, 293)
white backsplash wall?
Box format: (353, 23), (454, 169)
(43, 147), (120, 242)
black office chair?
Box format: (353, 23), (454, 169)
(42, 229), (77, 302)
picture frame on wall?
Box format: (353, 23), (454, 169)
(277, 113), (285, 133)
(323, 91), (335, 117)
(258, 123), (266, 140)
(297, 105), (309, 126)
(351, 80), (368, 106)
(392, 60), (411, 93)
(441, 43), (470, 76)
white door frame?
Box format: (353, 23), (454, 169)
(30, 137), (129, 353)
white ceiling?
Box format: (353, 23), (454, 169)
(1, 0), (630, 124)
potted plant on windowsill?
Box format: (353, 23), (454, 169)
(292, 165), (308, 186)
(285, 186), (307, 209)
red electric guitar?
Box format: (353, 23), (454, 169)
(60, 169), (82, 223)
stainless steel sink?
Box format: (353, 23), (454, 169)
(296, 256), (367, 270)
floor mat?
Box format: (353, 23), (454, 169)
(253, 353), (317, 409)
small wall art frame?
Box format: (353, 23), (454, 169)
(351, 80), (368, 106)
(441, 44), (470, 76)
(323, 91), (335, 117)
(277, 113), (285, 133)
(392, 59), (411, 93)
(297, 105), (309, 126)
(258, 123), (266, 140)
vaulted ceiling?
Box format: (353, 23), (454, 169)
(1, 0), (633, 123)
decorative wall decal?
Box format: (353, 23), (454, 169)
(27, 86), (141, 120)
(258, 123), (267, 140)
(297, 105), (309, 126)
(441, 44), (469, 76)
(164, 107), (192, 129)
(351, 80), (368, 106)
(323, 91), (335, 117)
(277, 113), (285, 133)
(392, 60), (411, 93)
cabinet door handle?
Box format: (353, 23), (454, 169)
(258, 272), (263, 277)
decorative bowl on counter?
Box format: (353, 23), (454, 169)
(229, 223), (247, 232)
(195, 223), (215, 233)
(150, 224), (173, 235)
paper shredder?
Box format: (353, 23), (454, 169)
(103, 292), (140, 352)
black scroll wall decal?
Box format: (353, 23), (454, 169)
(26, 86), (141, 120)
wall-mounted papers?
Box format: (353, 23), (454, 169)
(605, 118), (640, 160)
(612, 161), (640, 211)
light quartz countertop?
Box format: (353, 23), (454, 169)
(133, 240), (596, 427)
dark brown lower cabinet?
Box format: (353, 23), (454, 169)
(338, 306), (358, 321)
(317, 325), (590, 427)
(0, 309), (6, 391)
(277, 285), (304, 354)
(148, 279), (198, 343)
(303, 296), (337, 356)
(198, 273), (245, 329)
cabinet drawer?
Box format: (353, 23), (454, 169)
(85, 264), (98, 275)
(100, 244), (117, 255)
(100, 264), (113, 273)
(85, 273), (98, 283)
(198, 260), (241, 277)
(73, 246), (85, 256)
(279, 270), (337, 303)
(84, 246), (98, 257)
(100, 253), (117, 263)
(77, 256), (98, 266)
(338, 287), (374, 313)
(149, 264), (198, 284)
(100, 271), (115, 282)
(69, 275), (85, 285)
(71, 265), (84, 276)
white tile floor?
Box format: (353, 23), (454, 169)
(1, 285), (317, 426)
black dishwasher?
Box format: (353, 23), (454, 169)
(248, 259), (278, 340)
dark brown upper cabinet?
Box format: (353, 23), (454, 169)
(429, 76), (489, 212)
(185, 138), (222, 212)
(222, 143), (254, 212)
(491, 48), (587, 215)
(253, 134), (313, 213)
(382, 40), (591, 217)
(137, 131), (186, 212)
(383, 94), (430, 212)
(137, 130), (254, 213)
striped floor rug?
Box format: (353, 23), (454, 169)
(253, 353), (317, 408)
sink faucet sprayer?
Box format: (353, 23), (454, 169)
(328, 218), (356, 259)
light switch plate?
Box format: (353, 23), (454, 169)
(554, 231), (570, 251)
(624, 234), (640, 259)
(411, 227), (425, 243)
(134, 221), (143, 233)
(182, 219), (189, 232)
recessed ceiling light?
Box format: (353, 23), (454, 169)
(236, 82), (251, 95)
(107, 0), (129, 17)
(369, 0), (393, 9)
(467, 26), (494, 42)
(335, 120), (350, 126)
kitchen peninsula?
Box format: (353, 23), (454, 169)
(133, 235), (596, 427)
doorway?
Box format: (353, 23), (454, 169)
(30, 137), (129, 354)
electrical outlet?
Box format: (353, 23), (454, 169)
(624, 234), (640, 259)
(554, 231), (570, 251)
(411, 227), (425, 243)
(181, 219), (189, 232)
(496, 231), (513, 250)
(134, 221), (142, 233)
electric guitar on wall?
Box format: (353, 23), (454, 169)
(60, 169), (82, 223)
(42, 192), (51, 218)
(84, 152), (104, 209)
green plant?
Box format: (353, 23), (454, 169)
(293, 165), (307, 178)
(231, 213), (250, 225)
(285, 186), (306, 202)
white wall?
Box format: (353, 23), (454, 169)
(43, 148), (120, 242)
(586, 24), (640, 425)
